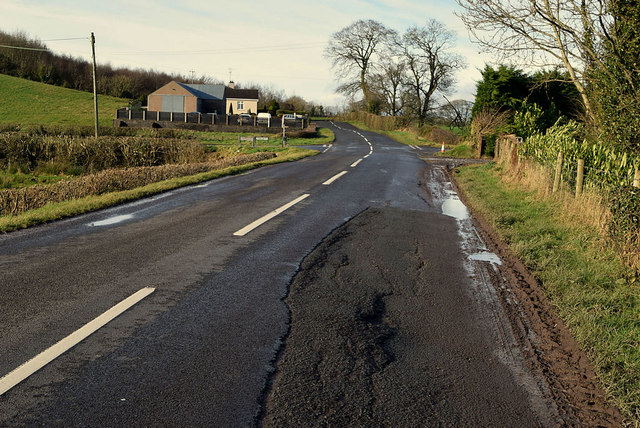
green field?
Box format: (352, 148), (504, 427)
(194, 126), (334, 147)
(0, 74), (128, 127)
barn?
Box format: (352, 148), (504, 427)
(147, 81), (226, 114)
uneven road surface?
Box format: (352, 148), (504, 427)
(0, 122), (621, 426)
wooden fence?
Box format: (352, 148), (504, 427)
(495, 135), (640, 197)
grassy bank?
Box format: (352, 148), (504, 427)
(0, 147), (314, 232)
(454, 162), (639, 421)
(0, 74), (127, 127)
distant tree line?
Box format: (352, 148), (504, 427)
(0, 30), (331, 116)
(0, 30), (198, 103)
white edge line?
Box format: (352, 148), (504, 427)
(233, 194), (310, 236)
(322, 171), (348, 185)
(364, 154), (370, 159)
(0, 287), (156, 396)
(350, 159), (363, 168)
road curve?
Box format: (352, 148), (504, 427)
(0, 122), (616, 426)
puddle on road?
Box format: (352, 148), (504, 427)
(442, 197), (469, 220)
(469, 251), (502, 266)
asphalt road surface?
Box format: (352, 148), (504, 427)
(0, 122), (620, 426)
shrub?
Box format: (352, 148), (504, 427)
(0, 134), (206, 172)
(608, 185), (640, 270)
(428, 127), (459, 146)
(0, 152), (276, 216)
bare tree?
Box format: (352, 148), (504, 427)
(369, 54), (407, 116)
(438, 97), (474, 128)
(398, 20), (465, 126)
(325, 20), (396, 110)
(455, 0), (616, 121)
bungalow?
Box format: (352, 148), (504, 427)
(225, 81), (259, 115)
(147, 81), (258, 115)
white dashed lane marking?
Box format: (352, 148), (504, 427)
(0, 287), (156, 396)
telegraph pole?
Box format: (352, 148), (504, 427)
(91, 32), (99, 137)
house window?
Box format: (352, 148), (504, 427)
(237, 101), (244, 111)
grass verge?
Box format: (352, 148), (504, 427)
(346, 120), (434, 147)
(434, 143), (475, 159)
(0, 148), (314, 233)
(346, 120), (465, 150)
(454, 162), (639, 422)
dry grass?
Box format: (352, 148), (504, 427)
(496, 145), (611, 235)
(0, 152), (275, 216)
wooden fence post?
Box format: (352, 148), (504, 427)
(495, 139), (500, 160)
(553, 152), (564, 193)
(634, 167), (640, 188)
(576, 159), (584, 197)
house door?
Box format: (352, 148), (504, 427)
(161, 95), (185, 113)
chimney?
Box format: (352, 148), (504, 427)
(228, 81), (235, 89)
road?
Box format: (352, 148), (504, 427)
(0, 122), (619, 426)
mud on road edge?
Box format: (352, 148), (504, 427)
(447, 163), (625, 426)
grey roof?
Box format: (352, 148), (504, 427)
(225, 87), (259, 100)
(177, 83), (226, 100)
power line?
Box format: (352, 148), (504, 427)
(108, 42), (326, 56)
(42, 37), (89, 41)
(0, 44), (49, 52)
(0, 37), (88, 51)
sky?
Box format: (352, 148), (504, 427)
(0, 0), (493, 109)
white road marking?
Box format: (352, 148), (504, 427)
(322, 171), (348, 185)
(364, 154), (370, 159)
(322, 144), (333, 153)
(0, 287), (156, 396)
(233, 194), (310, 236)
(350, 159), (363, 168)
(90, 214), (134, 227)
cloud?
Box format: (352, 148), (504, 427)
(0, 0), (488, 105)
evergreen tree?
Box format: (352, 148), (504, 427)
(471, 65), (531, 117)
(590, 0), (640, 154)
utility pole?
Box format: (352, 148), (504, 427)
(189, 69), (196, 83)
(91, 32), (99, 138)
